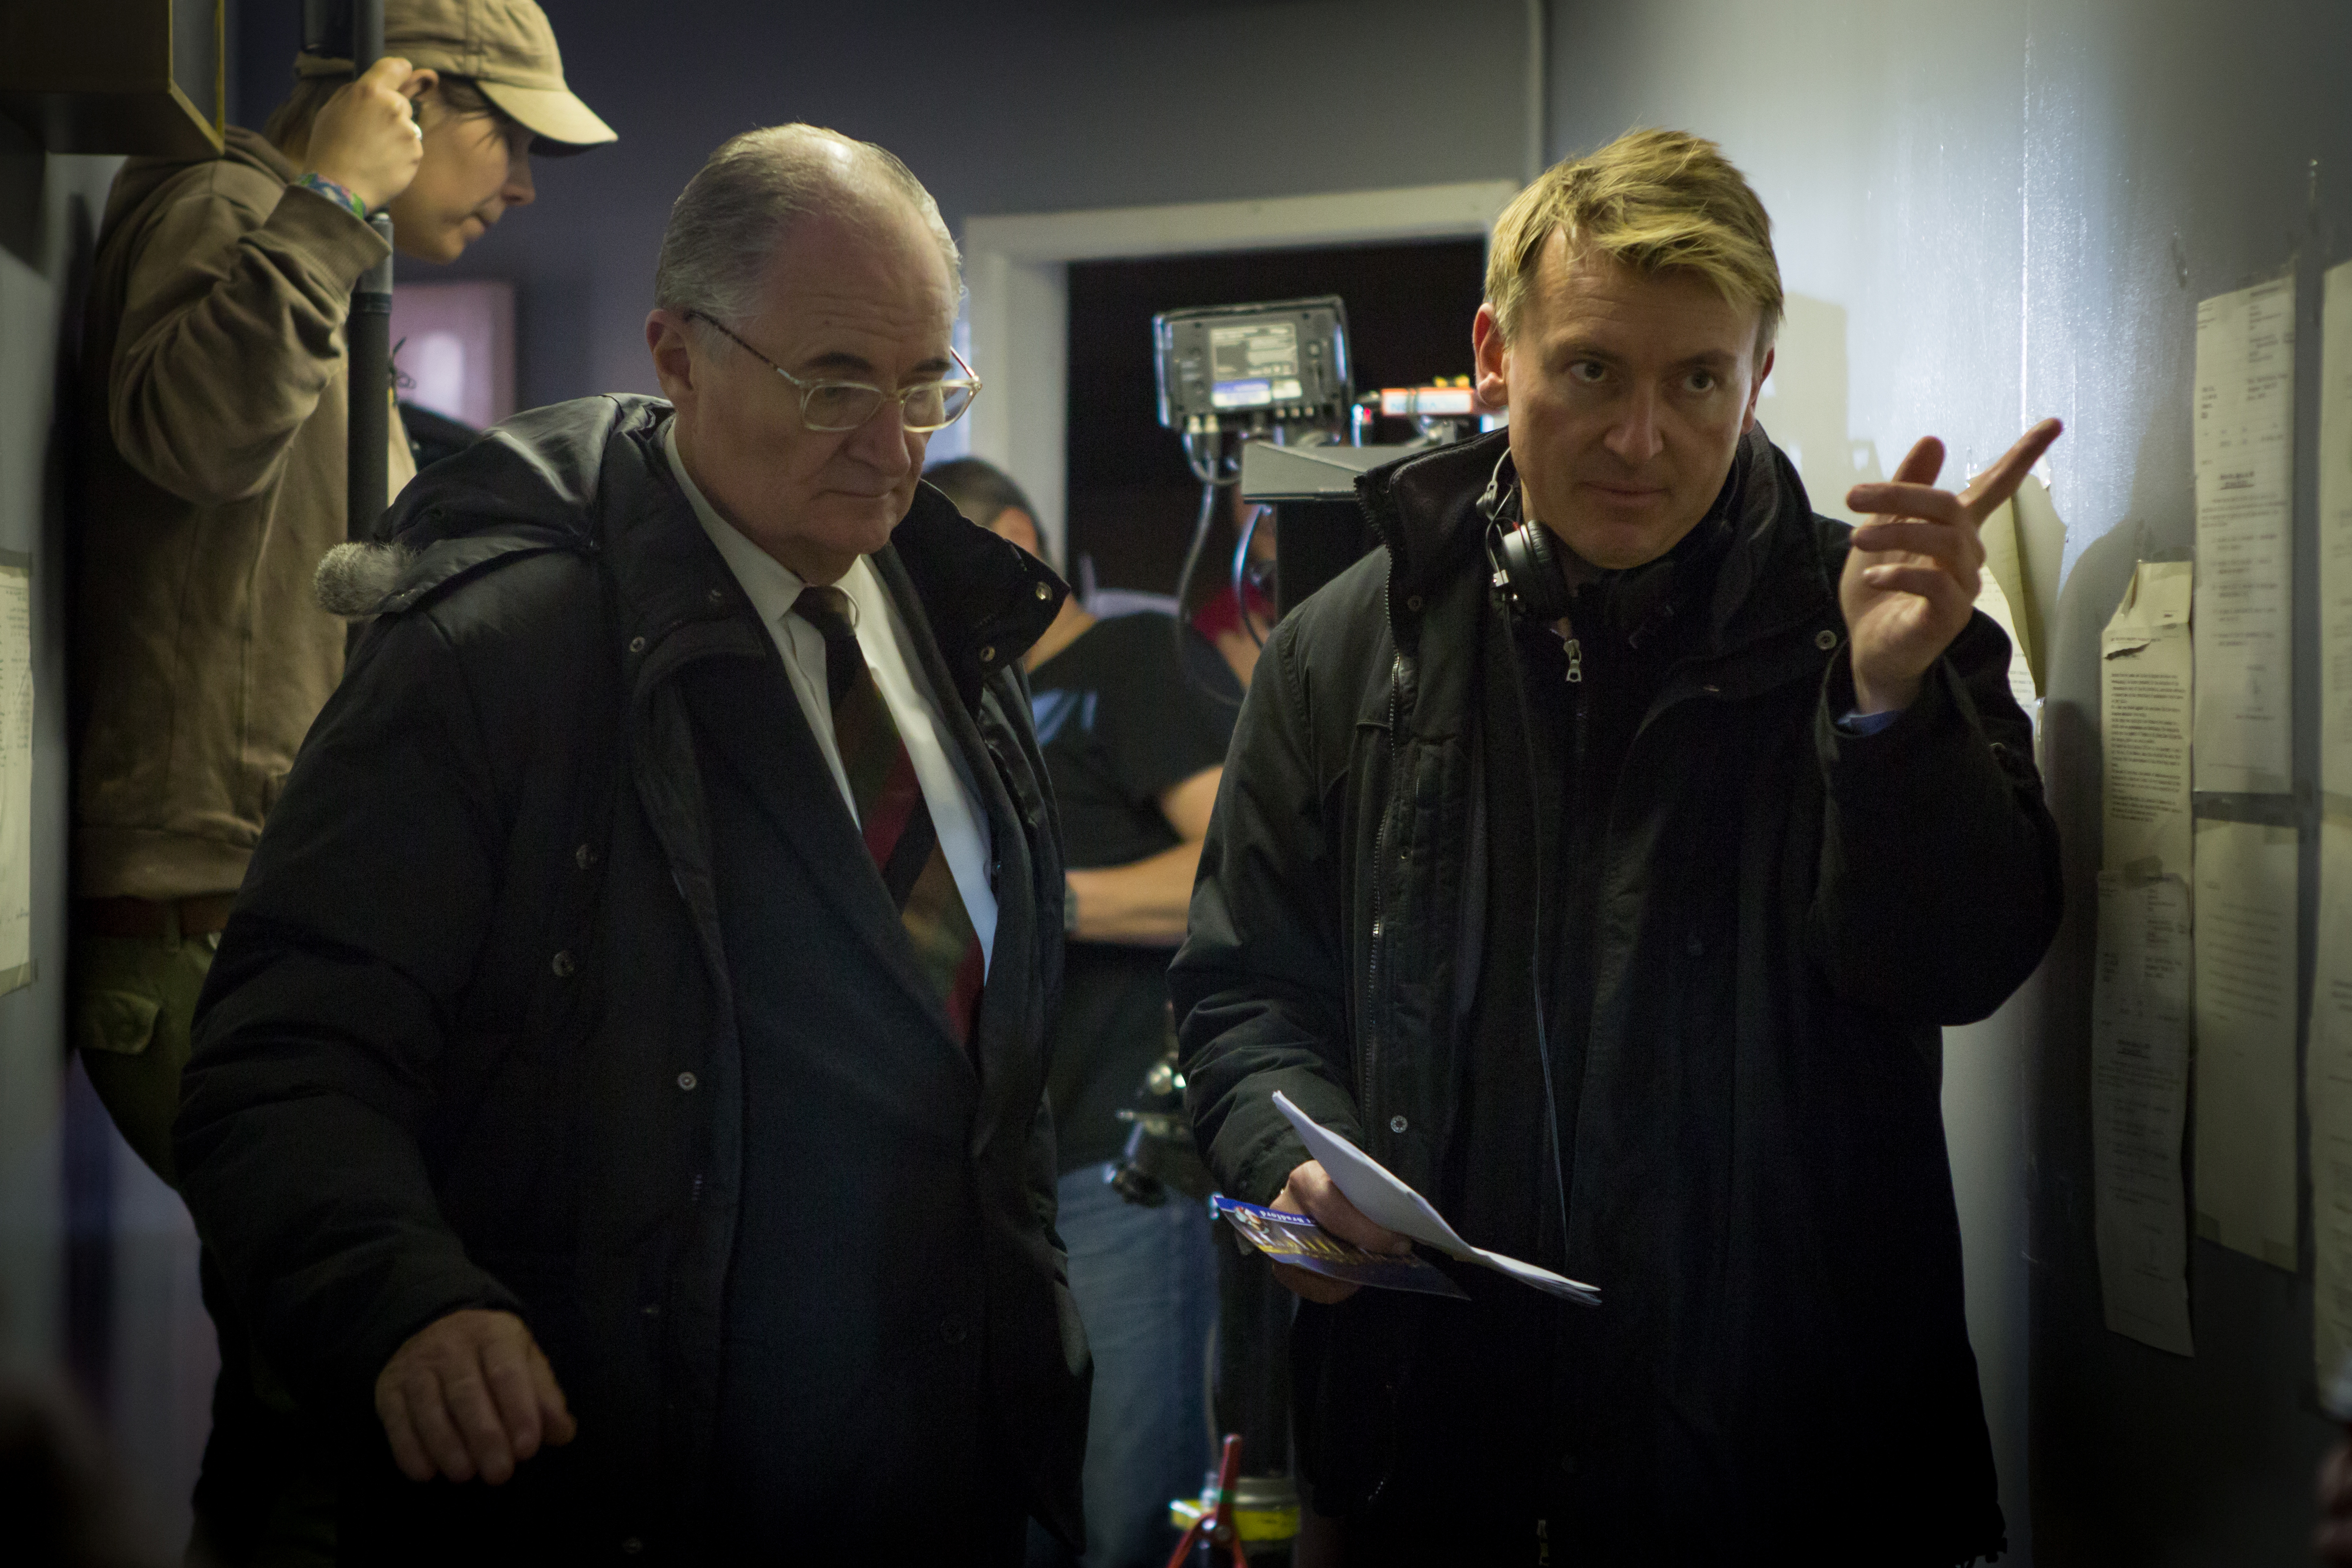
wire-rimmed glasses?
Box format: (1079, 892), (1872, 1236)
(685, 310), (982, 432)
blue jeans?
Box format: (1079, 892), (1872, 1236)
(1031, 1165), (1218, 1568)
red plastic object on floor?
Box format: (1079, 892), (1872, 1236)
(1164, 1433), (1249, 1568)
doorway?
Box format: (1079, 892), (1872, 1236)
(1062, 239), (1487, 600)
(960, 180), (1518, 573)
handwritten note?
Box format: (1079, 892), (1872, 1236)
(2193, 278), (2296, 794)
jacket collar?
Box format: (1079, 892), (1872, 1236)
(377, 394), (1068, 705)
(1353, 424), (1841, 661)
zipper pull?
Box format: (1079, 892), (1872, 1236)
(1564, 637), (1584, 684)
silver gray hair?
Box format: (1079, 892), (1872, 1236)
(654, 124), (962, 331)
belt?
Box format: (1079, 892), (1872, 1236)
(76, 894), (238, 939)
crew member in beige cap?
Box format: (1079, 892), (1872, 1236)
(70, 3), (609, 1565)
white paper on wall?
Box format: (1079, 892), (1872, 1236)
(2193, 277), (2297, 795)
(2102, 561), (2195, 877)
(2310, 821), (2352, 1387)
(2091, 869), (2196, 1355)
(0, 553), (30, 995)
(2320, 262), (2352, 797)
(1976, 570), (2041, 732)
(2192, 817), (2301, 1269)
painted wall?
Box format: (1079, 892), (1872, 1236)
(0, 119), (87, 1390)
(234, 0), (1539, 413)
(0, 125), (213, 1558)
(1549, 0), (2349, 1560)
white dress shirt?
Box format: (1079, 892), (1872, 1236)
(665, 423), (997, 975)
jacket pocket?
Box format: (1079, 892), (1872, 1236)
(78, 988), (161, 1056)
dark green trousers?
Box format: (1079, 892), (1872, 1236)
(74, 926), (334, 1568)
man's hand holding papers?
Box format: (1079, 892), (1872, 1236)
(1260, 1092), (1601, 1307)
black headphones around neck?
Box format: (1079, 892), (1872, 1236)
(1478, 455), (1575, 623)
(1477, 454), (1691, 648)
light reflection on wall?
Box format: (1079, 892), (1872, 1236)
(1549, 1), (2350, 1559)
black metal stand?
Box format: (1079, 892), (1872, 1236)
(347, 218), (393, 539)
(1203, 1239), (1298, 1562)
(308, 0), (393, 540)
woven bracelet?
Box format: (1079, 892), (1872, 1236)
(294, 173), (368, 223)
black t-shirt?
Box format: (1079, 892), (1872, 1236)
(1030, 612), (1240, 1173)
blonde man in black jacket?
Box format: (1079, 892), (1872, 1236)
(1172, 129), (2063, 1564)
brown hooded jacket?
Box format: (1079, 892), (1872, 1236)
(75, 126), (417, 901)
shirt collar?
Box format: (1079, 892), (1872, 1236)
(664, 418), (812, 629)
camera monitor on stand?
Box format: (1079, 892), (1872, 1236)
(1153, 296), (1352, 436)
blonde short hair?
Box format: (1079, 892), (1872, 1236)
(1486, 128), (1782, 357)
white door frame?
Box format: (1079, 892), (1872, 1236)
(960, 180), (1519, 564)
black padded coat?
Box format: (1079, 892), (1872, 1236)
(1170, 427), (2061, 1563)
(176, 395), (1088, 1561)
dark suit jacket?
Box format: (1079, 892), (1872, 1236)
(177, 396), (1089, 1562)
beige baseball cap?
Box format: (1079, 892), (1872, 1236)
(302, 0), (616, 154)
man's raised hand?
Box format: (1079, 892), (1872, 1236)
(1840, 418), (2063, 715)
(376, 1308), (576, 1485)
(1269, 1159), (1414, 1305)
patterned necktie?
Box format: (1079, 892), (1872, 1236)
(790, 585), (985, 1049)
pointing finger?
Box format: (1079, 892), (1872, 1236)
(1958, 417), (2064, 521)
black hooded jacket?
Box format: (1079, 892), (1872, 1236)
(176, 395), (1088, 1560)
(1169, 427), (2061, 1561)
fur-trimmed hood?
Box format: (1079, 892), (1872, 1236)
(316, 395), (1069, 708)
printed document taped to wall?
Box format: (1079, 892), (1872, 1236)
(2192, 277), (2296, 795)
(2319, 261), (2352, 797)
(2101, 561), (2194, 878)
(0, 554), (31, 995)
(2309, 820), (2352, 1389)
(2192, 818), (2300, 1270)
(2091, 868), (2195, 1355)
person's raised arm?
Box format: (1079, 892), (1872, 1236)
(107, 58), (427, 506)
(1807, 420), (2066, 1021)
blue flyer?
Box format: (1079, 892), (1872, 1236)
(1211, 1195), (1470, 1300)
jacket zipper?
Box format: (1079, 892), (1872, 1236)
(1364, 646), (1402, 1131)
(1556, 607), (1589, 1250)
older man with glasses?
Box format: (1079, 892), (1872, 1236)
(175, 124), (1088, 1564)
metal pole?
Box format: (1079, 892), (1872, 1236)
(343, 0), (393, 541)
